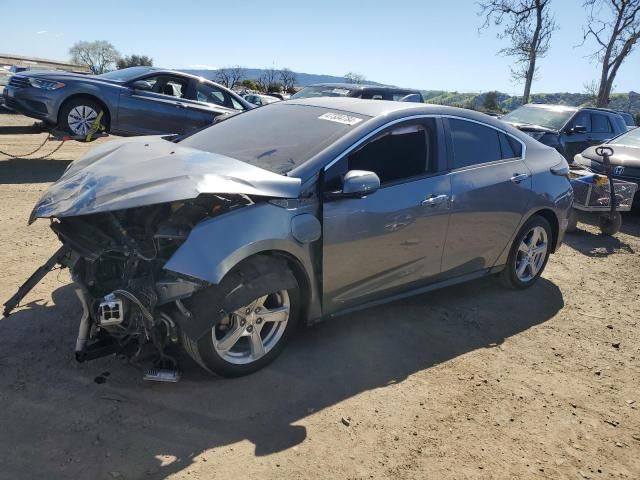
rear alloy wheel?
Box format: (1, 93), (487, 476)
(500, 216), (552, 289)
(59, 98), (107, 137)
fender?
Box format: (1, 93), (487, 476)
(164, 201), (323, 320)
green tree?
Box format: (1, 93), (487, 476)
(344, 72), (366, 84)
(240, 79), (259, 90)
(483, 91), (500, 111)
(69, 40), (120, 74)
(116, 54), (153, 69)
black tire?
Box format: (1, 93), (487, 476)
(58, 97), (108, 138)
(598, 212), (622, 236)
(566, 208), (578, 233)
(180, 255), (300, 377)
(500, 215), (553, 289)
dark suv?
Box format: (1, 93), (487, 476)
(291, 83), (423, 102)
(501, 104), (627, 162)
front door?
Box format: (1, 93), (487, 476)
(563, 110), (592, 160)
(322, 118), (451, 315)
(118, 74), (190, 135)
(441, 118), (533, 277)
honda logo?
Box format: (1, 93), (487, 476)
(613, 166), (625, 175)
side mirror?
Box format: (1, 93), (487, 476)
(568, 125), (587, 134)
(336, 170), (381, 198)
(131, 80), (152, 91)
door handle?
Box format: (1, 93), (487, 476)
(422, 194), (449, 207)
(510, 173), (529, 184)
(175, 102), (187, 109)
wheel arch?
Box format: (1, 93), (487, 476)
(58, 94), (112, 130)
(530, 208), (560, 252)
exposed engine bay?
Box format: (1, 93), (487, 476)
(4, 194), (252, 380)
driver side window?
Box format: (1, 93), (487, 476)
(324, 119), (437, 191)
(571, 112), (592, 132)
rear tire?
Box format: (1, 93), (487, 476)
(59, 97), (108, 138)
(500, 216), (552, 289)
(180, 256), (300, 377)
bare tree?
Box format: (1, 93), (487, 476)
(581, 0), (640, 107)
(279, 68), (297, 92)
(257, 68), (279, 92)
(478, 0), (557, 104)
(69, 40), (120, 74)
(215, 65), (245, 89)
(344, 72), (366, 84)
(583, 79), (600, 104)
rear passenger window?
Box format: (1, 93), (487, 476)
(591, 114), (612, 133)
(450, 119), (502, 168)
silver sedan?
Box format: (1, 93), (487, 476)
(10, 97), (573, 377)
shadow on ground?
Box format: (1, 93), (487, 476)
(0, 124), (46, 135)
(564, 210), (638, 257)
(0, 275), (563, 479)
(0, 158), (71, 184)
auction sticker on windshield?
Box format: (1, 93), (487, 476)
(318, 112), (363, 126)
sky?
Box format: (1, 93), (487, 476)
(2, 0), (638, 95)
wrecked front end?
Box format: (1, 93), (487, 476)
(4, 136), (307, 379)
(58, 195), (252, 367)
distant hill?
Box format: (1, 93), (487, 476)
(180, 68), (385, 86)
(423, 90), (640, 116)
(180, 67), (639, 117)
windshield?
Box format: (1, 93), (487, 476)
(179, 104), (370, 174)
(291, 85), (354, 100)
(611, 127), (640, 148)
(97, 67), (156, 82)
(502, 105), (576, 130)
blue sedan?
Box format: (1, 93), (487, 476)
(2, 66), (253, 136)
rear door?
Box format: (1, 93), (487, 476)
(118, 74), (189, 135)
(322, 117), (451, 314)
(440, 117), (532, 277)
(179, 80), (246, 132)
(589, 112), (615, 145)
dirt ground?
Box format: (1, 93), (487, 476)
(0, 112), (638, 480)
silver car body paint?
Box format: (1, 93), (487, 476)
(29, 135), (301, 221)
(29, 98), (572, 324)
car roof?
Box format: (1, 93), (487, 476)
(521, 103), (579, 113)
(523, 103), (625, 116)
(285, 96), (508, 119)
(306, 82), (419, 93)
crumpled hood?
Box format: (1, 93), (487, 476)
(580, 144), (640, 167)
(30, 136), (301, 222)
